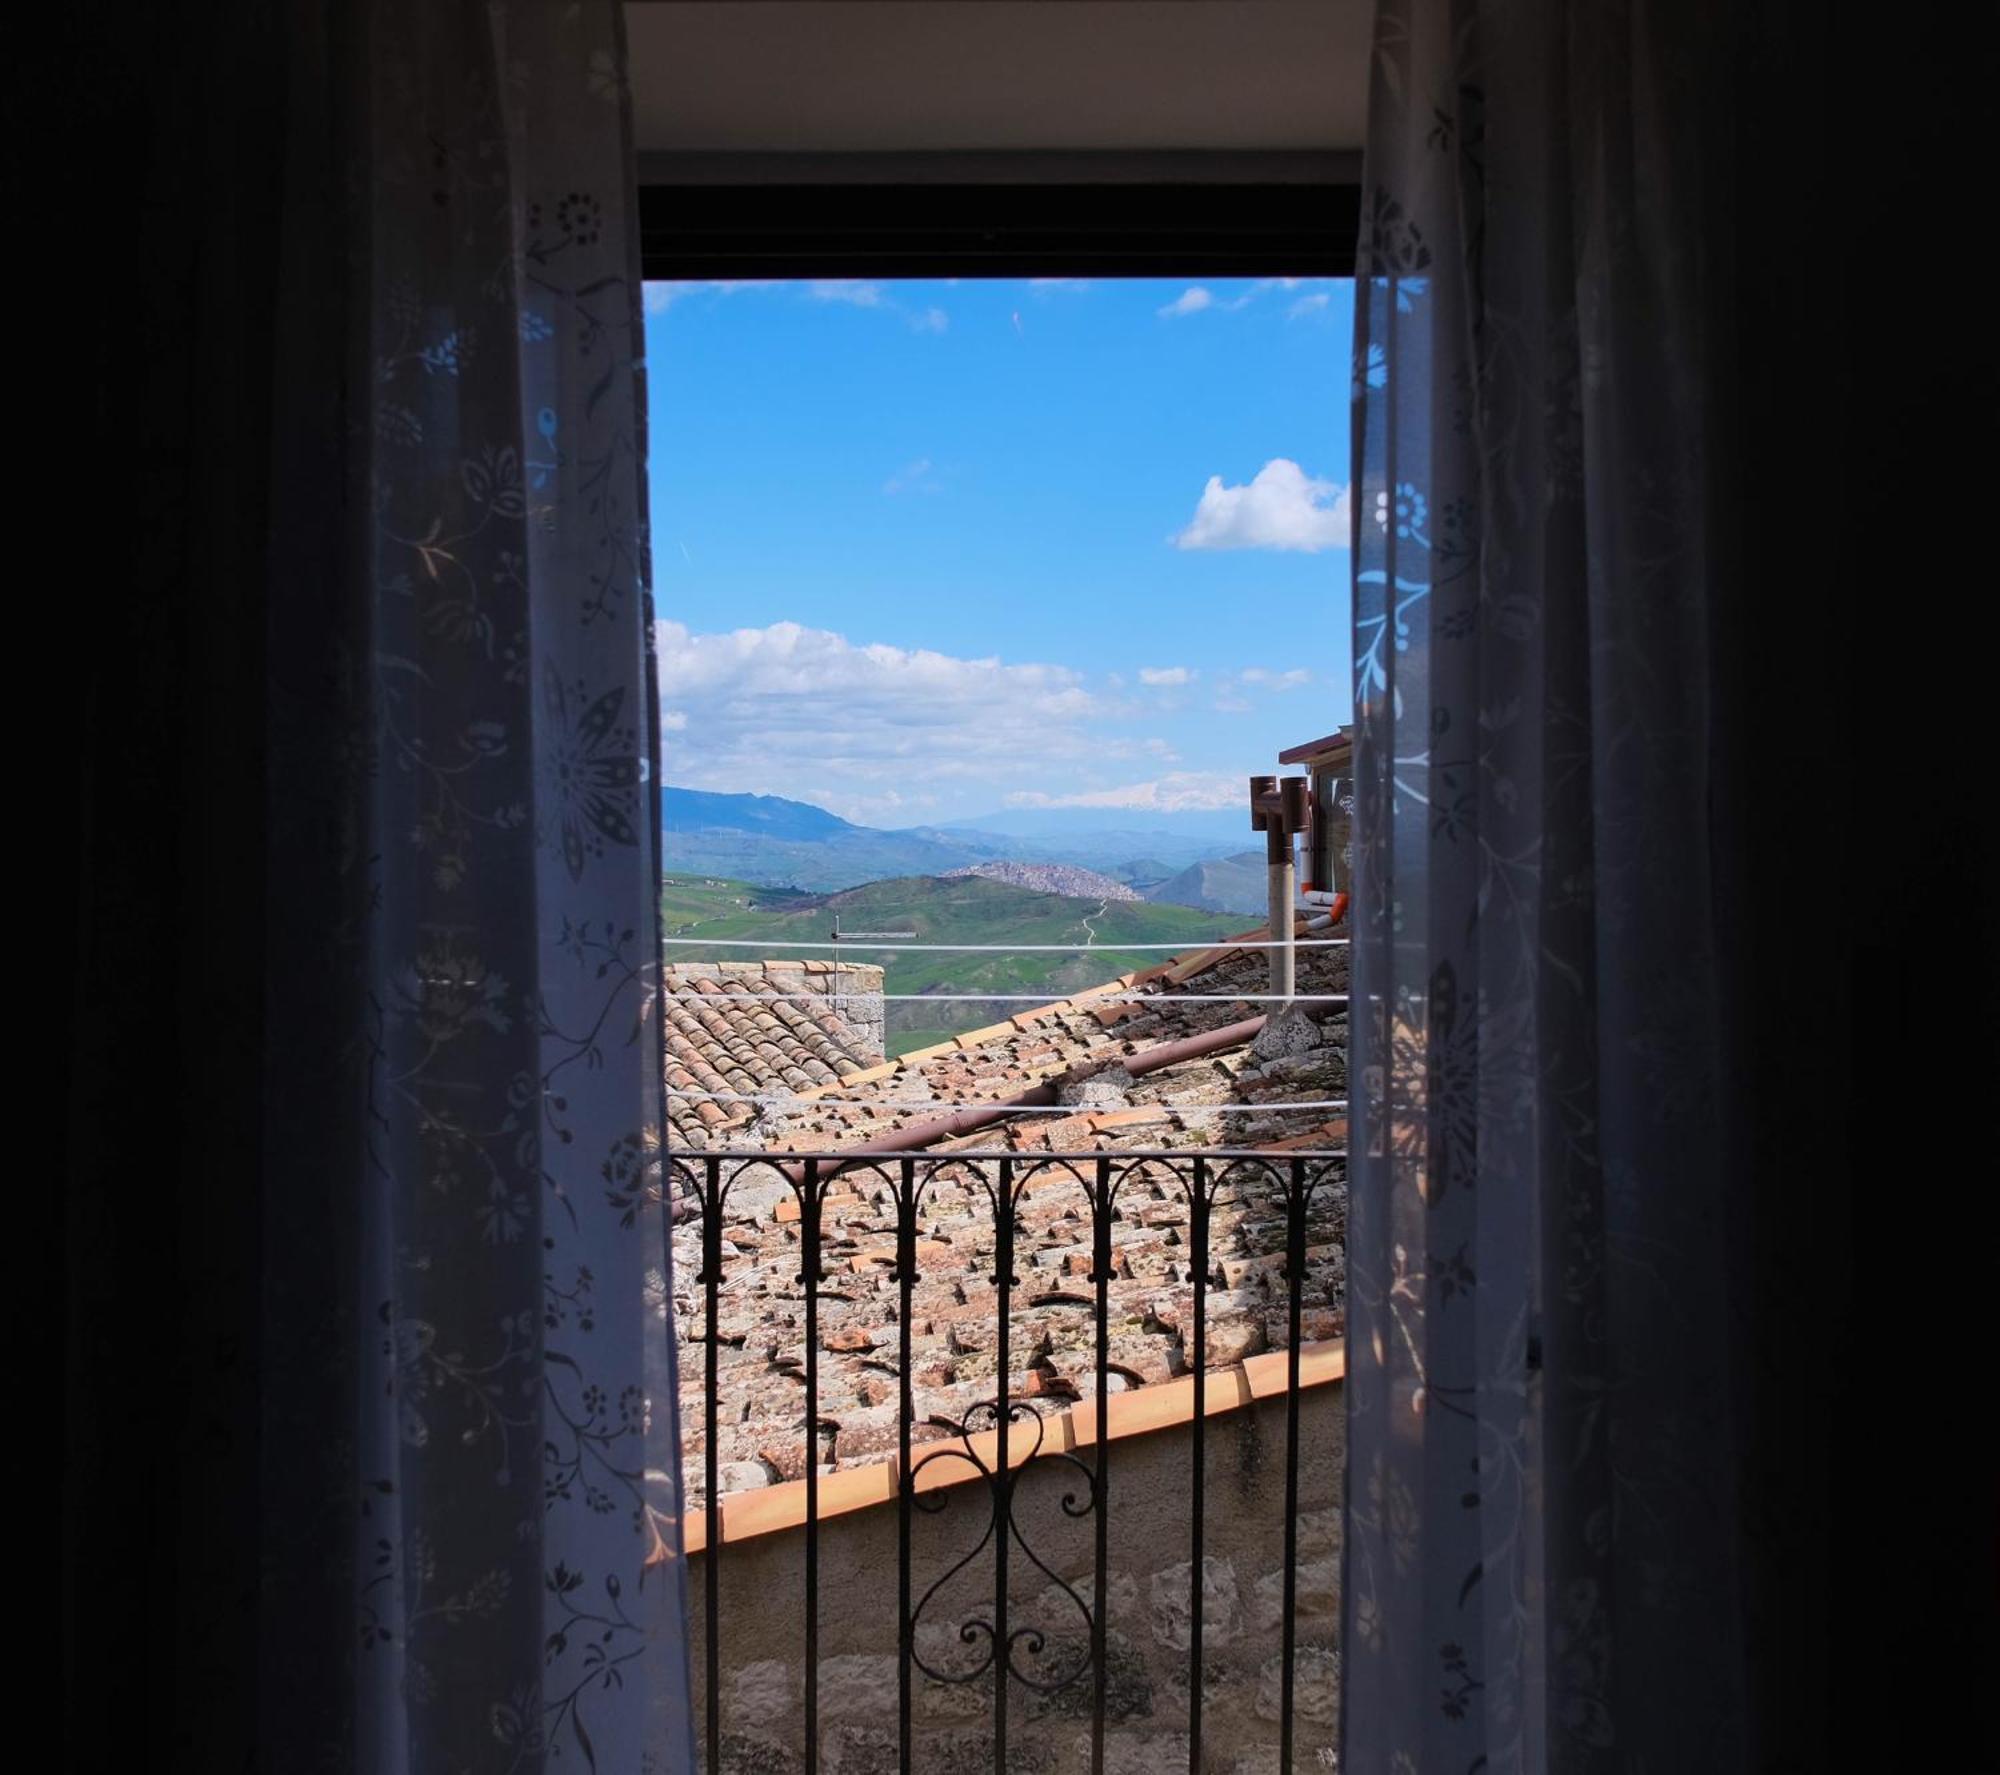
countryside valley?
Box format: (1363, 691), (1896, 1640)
(661, 787), (1276, 1055)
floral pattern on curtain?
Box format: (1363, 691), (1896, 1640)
(1345, 3), (1745, 1770)
(260, 3), (692, 1769)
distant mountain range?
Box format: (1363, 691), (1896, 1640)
(661, 787), (1244, 897)
(1141, 849), (1273, 917)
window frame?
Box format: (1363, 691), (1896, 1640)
(637, 166), (1360, 282)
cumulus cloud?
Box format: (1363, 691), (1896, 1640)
(1288, 292), (1332, 318)
(660, 709), (688, 731)
(1005, 773), (1242, 812)
(1138, 666), (1194, 687)
(1171, 459), (1352, 553)
(655, 619), (1119, 819)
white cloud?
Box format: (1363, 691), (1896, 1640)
(1239, 667), (1312, 691)
(1158, 278), (1340, 321)
(807, 280), (886, 308)
(643, 279), (782, 314)
(652, 619), (1313, 820)
(1138, 666), (1194, 687)
(1029, 278), (1091, 294)
(1171, 459), (1352, 553)
(1211, 666), (1314, 713)
(884, 457), (941, 495)
(1005, 773), (1243, 812)
(655, 619), (1115, 820)
(1159, 286), (1217, 318)
(827, 787), (946, 825)
(806, 281), (948, 332)
(644, 279), (942, 327)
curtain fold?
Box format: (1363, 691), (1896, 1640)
(260, 3), (692, 1767)
(1344, 3), (1745, 1769)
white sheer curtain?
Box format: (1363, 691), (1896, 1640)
(259, 3), (694, 1767)
(1344, 3), (1746, 1768)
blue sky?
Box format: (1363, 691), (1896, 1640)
(645, 276), (1353, 827)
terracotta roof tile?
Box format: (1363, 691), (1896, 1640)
(663, 961), (884, 1148)
(664, 924), (1350, 1508)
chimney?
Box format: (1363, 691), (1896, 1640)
(810, 959), (886, 1065)
(1248, 775), (1308, 1002)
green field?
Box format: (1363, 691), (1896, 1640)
(661, 872), (1244, 1055)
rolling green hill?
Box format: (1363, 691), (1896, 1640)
(661, 873), (1244, 1056)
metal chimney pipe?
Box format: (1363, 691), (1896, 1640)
(1266, 820), (1295, 1001)
(1249, 774), (1307, 1004)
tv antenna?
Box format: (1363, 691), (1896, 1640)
(829, 913), (917, 943)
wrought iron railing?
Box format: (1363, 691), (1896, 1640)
(669, 1147), (1346, 1775)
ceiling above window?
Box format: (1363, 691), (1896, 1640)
(626, 1), (1370, 169)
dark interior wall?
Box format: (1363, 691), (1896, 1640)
(51, 2), (282, 1764)
(1708, 4), (1997, 1766)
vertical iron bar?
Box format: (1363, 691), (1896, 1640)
(993, 1158), (1014, 1775)
(1188, 1155), (1209, 1774)
(1090, 1157), (1113, 1775)
(703, 1159), (723, 1773)
(897, 1157), (917, 1775)
(1280, 1160), (1308, 1770)
(803, 1159), (822, 1775)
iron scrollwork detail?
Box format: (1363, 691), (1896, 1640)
(905, 1395), (1099, 1695)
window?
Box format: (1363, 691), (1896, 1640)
(644, 160), (1360, 1775)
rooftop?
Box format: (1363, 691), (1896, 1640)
(1276, 725), (1354, 769)
(664, 958), (886, 1141)
(662, 921), (1349, 1509)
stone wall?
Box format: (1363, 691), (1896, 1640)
(688, 1380), (1344, 1775)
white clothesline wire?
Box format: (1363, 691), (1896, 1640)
(660, 936), (1349, 953)
(668, 1087), (1350, 1116)
(664, 990), (1349, 1006)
